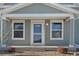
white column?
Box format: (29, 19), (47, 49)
(73, 18), (77, 56)
(73, 18), (75, 46)
(69, 16), (76, 55)
(1, 15), (3, 47)
(69, 18), (72, 46)
(69, 16), (74, 47)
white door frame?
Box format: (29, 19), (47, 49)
(31, 20), (45, 46)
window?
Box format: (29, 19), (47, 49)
(50, 20), (63, 40)
(12, 20), (25, 40)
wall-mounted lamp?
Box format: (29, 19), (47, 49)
(46, 23), (49, 26)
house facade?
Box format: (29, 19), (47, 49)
(0, 3), (79, 48)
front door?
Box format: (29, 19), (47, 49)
(31, 20), (45, 46)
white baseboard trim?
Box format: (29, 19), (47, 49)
(9, 46), (68, 48)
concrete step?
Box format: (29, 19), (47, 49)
(15, 47), (57, 52)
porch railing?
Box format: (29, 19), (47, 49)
(0, 24), (12, 46)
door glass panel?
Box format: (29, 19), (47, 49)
(33, 24), (42, 43)
(34, 24), (42, 33)
(33, 35), (42, 43)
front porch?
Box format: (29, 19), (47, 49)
(0, 14), (74, 47)
(0, 3), (78, 55)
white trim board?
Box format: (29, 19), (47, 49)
(5, 14), (71, 20)
(5, 14), (71, 17)
(0, 3), (32, 14)
(0, 3), (79, 15)
(45, 3), (79, 15)
(9, 46), (68, 48)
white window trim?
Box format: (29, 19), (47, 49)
(12, 20), (25, 40)
(50, 20), (64, 40)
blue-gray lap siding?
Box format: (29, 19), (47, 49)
(10, 3), (67, 14)
(3, 20), (70, 46)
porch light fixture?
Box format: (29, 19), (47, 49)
(46, 23), (49, 26)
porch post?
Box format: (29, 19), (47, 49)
(73, 16), (77, 56)
(0, 14), (3, 47)
(73, 16), (79, 55)
(69, 16), (74, 46)
(69, 16), (79, 47)
(73, 18), (75, 46)
(69, 16), (76, 55)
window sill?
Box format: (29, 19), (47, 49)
(12, 38), (25, 40)
(50, 38), (63, 40)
